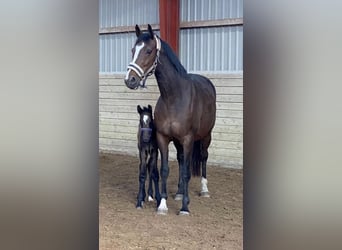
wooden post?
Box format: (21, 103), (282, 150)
(159, 0), (180, 55)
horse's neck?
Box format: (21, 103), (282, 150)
(154, 53), (190, 101)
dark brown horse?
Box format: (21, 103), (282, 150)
(125, 24), (216, 215)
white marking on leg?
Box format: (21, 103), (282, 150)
(157, 198), (168, 212)
(148, 195), (154, 202)
(143, 114), (149, 125)
(201, 177), (209, 193)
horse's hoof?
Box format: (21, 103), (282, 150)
(148, 196), (154, 202)
(200, 191), (210, 198)
(136, 206), (143, 210)
(179, 210), (190, 216)
(157, 208), (168, 215)
(174, 194), (183, 201)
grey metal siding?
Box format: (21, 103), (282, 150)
(180, 26), (243, 73)
(100, 0), (159, 28)
(180, 0), (243, 73)
(180, 0), (243, 21)
(99, 0), (159, 73)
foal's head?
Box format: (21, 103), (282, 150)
(137, 105), (154, 143)
(124, 24), (161, 89)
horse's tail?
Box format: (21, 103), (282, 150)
(191, 140), (202, 176)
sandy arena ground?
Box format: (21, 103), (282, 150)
(100, 153), (242, 249)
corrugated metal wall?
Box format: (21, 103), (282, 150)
(180, 26), (243, 73)
(99, 0), (159, 74)
(99, 0), (243, 74)
(180, 0), (243, 73)
(180, 0), (243, 20)
(100, 0), (159, 28)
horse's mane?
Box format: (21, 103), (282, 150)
(160, 39), (187, 76)
(136, 33), (187, 76)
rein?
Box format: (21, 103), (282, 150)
(127, 35), (161, 87)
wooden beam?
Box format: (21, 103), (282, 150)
(98, 18), (243, 35)
(99, 24), (160, 35)
(180, 18), (243, 29)
(159, 0), (180, 55)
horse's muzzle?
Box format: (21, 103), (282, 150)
(124, 75), (140, 90)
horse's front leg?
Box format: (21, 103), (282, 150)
(179, 137), (194, 215)
(174, 140), (184, 200)
(136, 149), (147, 209)
(156, 133), (169, 215)
(149, 148), (161, 205)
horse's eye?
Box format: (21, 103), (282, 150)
(146, 49), (152, 55)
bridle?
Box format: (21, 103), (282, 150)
(140, 127), (153, 143)
(127, 35), (161, 87)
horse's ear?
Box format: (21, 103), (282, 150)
(137, 105), (142, 114)
(148, 104), (152, 112)
(135, 24), (141, 37)
(148, 24), (154, 38)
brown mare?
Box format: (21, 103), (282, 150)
(124, 24), (216, 215)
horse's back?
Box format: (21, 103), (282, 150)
(188, 73), (216, 99)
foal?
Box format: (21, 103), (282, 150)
(136, 105), (160, 208)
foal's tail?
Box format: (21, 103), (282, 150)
(191, 140), (202, 176)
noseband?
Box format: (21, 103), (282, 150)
(140, 127), (153, 143)
(127, 35), (161, 87)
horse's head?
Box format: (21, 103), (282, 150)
(137, 105), (154, 143)
(124, 24), (161, 90)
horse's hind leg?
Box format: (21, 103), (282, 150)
(137, 150), (147, 208)
(200, 134), (212, 197)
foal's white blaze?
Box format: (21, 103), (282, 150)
(124, 42), (145, 81)
(143, 114), (149, 125)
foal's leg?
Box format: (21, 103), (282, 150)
(156, 133), (169, 215)
(200, 134), (212, 197)
(136, 149), (147, 208)
(147, 154), (154, 202)
(174, 140), (184, 200)
(150, 149), (161, 206)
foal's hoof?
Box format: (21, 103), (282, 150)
(136, 201), (144, 209)
(148, 196), (154, 202)
(157, 208), (168, 215)
(174, 194), (183, 201)
(200, 191), (210, 198)
(178, 210), (190, 216)
(136, 206), (143, 210)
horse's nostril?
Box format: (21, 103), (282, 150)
(131, 76), (136, 82)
